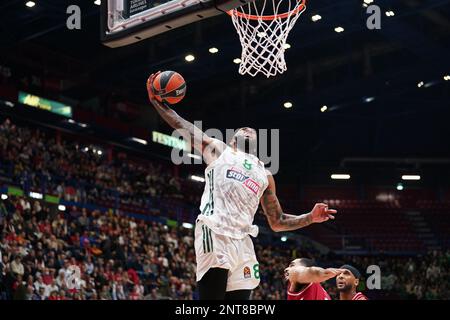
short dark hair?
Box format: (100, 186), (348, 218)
(298, 258), (315, 268)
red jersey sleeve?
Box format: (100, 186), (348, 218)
(287, 282), (331, 300)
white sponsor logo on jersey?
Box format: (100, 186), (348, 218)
(226, 168), (260, 194)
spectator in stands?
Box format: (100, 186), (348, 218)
(10, 256), (24, 276)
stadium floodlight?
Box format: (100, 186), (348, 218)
(402, 175), (421, 181)
(191, 175), (205, 183)
(131, 137), (148, 145)
(182, 222), (194, 229)
(396, 183), (404, 191)
(29, 191), (43, 199)
(58, 205), (66, 211)
(331, 174), (351, 180)
(1, 194), (8, 200)
(281, 236), (287, 242)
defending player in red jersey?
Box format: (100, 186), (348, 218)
(284, 258), (345, 300)
(336, 264), (369, 300)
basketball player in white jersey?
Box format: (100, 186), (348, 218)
(147, 72), (337, 300)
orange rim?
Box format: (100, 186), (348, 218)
(227, 0), (306, 21)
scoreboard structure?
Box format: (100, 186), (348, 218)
(101, 0), (254, 48)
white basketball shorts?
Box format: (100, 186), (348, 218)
(194, 220), (260, 292)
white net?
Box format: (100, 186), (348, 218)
(229, 0), (306, 78)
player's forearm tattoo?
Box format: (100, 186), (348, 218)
(152, 102), (191, 132)
(262, 189), (313, 231)
(152, 102), (202, 145)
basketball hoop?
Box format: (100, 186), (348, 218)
(228, 0), (307, 78)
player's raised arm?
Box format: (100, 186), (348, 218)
(285, 265), (346, 284)
(146, 72), (226, 164)
(260, 173), (337, 232)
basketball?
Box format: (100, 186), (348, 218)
(151, 71), (186, 104)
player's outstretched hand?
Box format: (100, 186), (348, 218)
(310, 203), (337, 223)
(284, 266), (347, 283)
(146, 71), (161, 104)
(321, 268), (347, 280)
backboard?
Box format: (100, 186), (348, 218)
(101, 0), (255, 48)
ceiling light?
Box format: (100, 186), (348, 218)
(233, 58), (242, 64)
(281, 236), (287, 242)
(185, 54), (195, 62)
(283, 43), (291, 49)
(187, 153), (202, 160)
(402, 175), (421, 181)
(1, 194), (8, 200)
(29, 192), (43, 199)
(94, 0), (101, 5)
(131, 137), (148, 145)
(208, 47), (219, 54)
(321, 105), (328, 112)
(396, 183), (404, 191)
(334, 27), (344, 33)
(283, 102), (293, 109)
(182, 222), (193, 229)
(191, 175), (205, 183)
(331, 174), (350, 180)
(386, 11), (395, 17)
(311, 14), (322, 22)
(26, 1), (35, 8)
(58, 205), (66, 211)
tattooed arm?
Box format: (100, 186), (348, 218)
(260, 173), (337, 232)
(285, 265), (346, 284)
(146, 71), (226, 164)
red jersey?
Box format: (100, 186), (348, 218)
(352, 292), (368, 300)
(287, 282), (331, 300)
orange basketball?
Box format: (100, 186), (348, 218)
(151, 71), (186, 104)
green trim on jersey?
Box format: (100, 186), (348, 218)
(201, 169), (215, 216)
(202, 224), (213, 253)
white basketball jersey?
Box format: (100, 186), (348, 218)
(197, 147), (269, 239)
